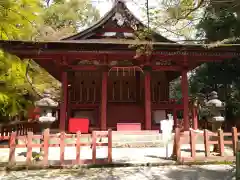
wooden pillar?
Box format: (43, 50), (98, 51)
(135, 71), (141, 102)
(173, 108), (177, 128)
(192, 107), (198, 130)
(67, 72), (74, 123)
(67, 86), (71, 129)
(181, 69), (189, 131)
(144, 71), (151, 130)
(60, 71), (68, 131)
(181, 69), (190, 131)
(101, 72), (107, 130)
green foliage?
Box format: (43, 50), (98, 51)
(164, 0), (240, 120)
(143, 0), (203, 40)
(0, 53), (35, 118)
(0, 0), (99, 121)
(0, 0), (42, 40)
(197, 8), (240, 42)
(191, 4), (240, 119)
(163, 0), (196, 20)
(42, 0), (99, 31)
(169, 79), (182, 100)
(36, 0), (100, 41)
(0, 0), (42, 119)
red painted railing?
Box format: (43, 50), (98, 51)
(0, 121), (39, 137)
(1, 129), (112, 166)
(174, 127), (239, 162)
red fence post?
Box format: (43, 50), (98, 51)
(218, 129), (224, 157)
(232, 127), (238, 156)
(60, 131), (65, 165)
(204, 129), (210, 157)
(92, 131), (97, 164)
(8, 132), (16, 165)
(108, 129), (112, 163)
(172, 127), (181, 160)
(24, 123), (27, 135)
(190, 129), (196, 159)
(43, 129), (49, 166)
(76, 131), (81, 164)
(26, 132), (33, 164)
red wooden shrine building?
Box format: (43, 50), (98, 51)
(0, 1), (239, 132)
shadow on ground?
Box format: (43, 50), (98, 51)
(181, 148), (205, 153)
(0, 165), (235, 180)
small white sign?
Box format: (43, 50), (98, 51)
(160, 114), (174, 142)
(212, 116), (225, 122)
(160, 114), (174, 158)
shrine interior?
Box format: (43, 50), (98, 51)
(68, 69), (172, 130)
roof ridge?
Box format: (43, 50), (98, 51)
(61, 0), (173, 43)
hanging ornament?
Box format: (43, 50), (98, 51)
(108, 66), (144, 76)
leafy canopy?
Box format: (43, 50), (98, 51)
(0, 0), (99, 120)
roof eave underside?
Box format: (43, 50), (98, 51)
(0, 40), (239, 81)
(1, 39), (240, 52)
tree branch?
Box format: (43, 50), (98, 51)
(25, 60), (43, 98)
(180, 0), (206, 20)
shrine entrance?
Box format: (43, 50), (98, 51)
(67, 65), (175, 131)
(107, 67), (145, 129)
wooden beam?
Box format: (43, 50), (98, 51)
(95, 28), (134, 36)
(71, 103), (99, 109)
(6, 50), (236, 61)
(152, 66), (182, 71)
(68, 66), (98, 71)
(67, 65), (183, 72)
(152, 103), (183, 110)
(102, 27), (134, 33)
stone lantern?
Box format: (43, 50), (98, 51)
(205, 91), (225, 130)
(205, 91), (225, 152)
(35, 90), (59, 132)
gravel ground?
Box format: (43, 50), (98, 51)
(0, 165), (235, 180)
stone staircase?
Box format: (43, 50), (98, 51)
(8, 131), (175, 148)
(111, 131), (173, 148)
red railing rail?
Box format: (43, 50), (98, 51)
(0, 121), (40, 138)
(1, 129), (112, 166)
(174, 127), (239, 162)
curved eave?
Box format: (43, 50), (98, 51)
(1, 39), (240, 54)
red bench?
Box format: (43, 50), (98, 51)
(117, 123), (141, 131)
